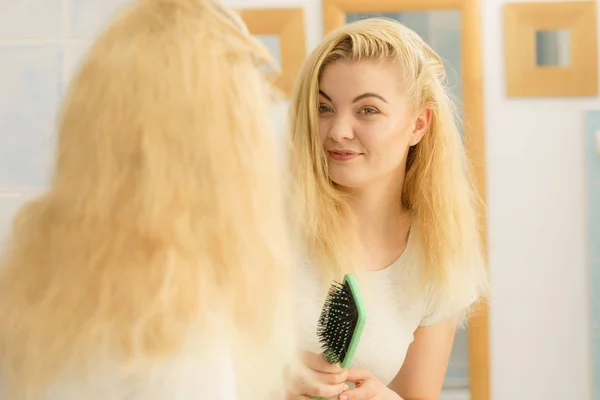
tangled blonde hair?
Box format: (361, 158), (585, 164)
(289, 18), (488, 313)
(0, 0), (295, 398)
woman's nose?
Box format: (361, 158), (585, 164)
(327, 118), (355, 142)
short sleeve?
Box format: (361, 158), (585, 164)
(419, 282), (480, 327)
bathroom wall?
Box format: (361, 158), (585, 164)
(0, 0), (130, 240)
(0, 0), (596, 399)
(0, 0), (290, 241)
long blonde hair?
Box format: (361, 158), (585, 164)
(0, 0), (294, 397)
(289, 18), (488, 311)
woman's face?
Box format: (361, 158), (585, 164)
(317, 59), (430, 189)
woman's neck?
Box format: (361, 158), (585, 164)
(340, 177), (412, 271)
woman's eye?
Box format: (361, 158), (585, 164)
(360, 107), (378, 115)
(318, 105), (333, 113)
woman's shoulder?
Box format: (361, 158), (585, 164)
(391, 225), (485, 328)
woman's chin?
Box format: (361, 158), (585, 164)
(329, 174), (366, 190)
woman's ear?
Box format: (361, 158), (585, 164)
(410, 108), (432, 146)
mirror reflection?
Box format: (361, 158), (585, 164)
(535, 30), (570, 67)
(254, 34), (282, 79)
(254, 34), (282, 64)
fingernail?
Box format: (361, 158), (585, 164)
(340, 395), (348, 400)
(343, 384), (349, 391)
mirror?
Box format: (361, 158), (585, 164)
(254, 34), (282, 65)
(253, 34), (282, 82)
(346, 11), (469, 399)
(535, 30), (570, 67)
(238, 8), (305, 97)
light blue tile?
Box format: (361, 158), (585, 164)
(0, 44), (62, 190)
(585, 110), (600, 400)
(0, 0), (63, 40)
(69, 0), (132, 38)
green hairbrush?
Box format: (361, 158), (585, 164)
(311, 273), (367, 399)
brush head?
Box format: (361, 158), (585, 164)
(316, 274), (366, 367)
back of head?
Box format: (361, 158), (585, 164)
(0, 0), (295, 397)
(289, 18), (488, 311)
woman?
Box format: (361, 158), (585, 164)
(286, 18), (489, 400)
(0, 0), (295, 399)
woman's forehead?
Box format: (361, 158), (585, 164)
(319, 60), (404, 100)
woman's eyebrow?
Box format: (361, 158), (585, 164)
(318, 90), (388, 104)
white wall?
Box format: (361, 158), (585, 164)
(0, 0), (594, 399)
(483, 0), (592, 399)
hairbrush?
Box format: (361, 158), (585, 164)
(311, 273), (366, 399)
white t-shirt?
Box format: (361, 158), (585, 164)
(293, 224), (477, 385)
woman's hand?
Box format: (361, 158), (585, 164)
(286, 350), (349, 399)
(340, 368), (402, 400)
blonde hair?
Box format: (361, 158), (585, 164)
(288, 18), (488, 313)
(0, 0), (294, 398)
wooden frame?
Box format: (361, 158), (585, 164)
(504, 1), (598, 97)
(237, 8), (306, 97)
(322, 1), (490, 400)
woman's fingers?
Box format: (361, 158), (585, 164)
(344, 368), (373, 383)
(301, 381), (349, 398)
(300, 350), (344, 374)
(320, 369), (348, 385)
(288, 363), (348, 398)
(338, 378), (378, 400)
(287, 350), (349, 399)
(289, 379), (349, 399)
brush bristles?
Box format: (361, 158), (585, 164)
(316, 280), (358, 364)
